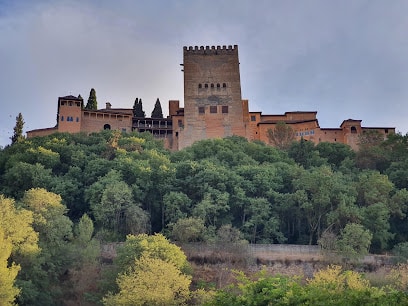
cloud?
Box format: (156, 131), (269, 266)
(1, 0), (408, 147)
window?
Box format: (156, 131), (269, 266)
(61, 116), (64, 121)
(198, 106), (205, 114)
(222, 106), (228, 114)
(211, 83), (214, 88)
(198, 84), (202, 88)
(178, 120), (183, 127)
(210, 106), (217, 113)
(76, 117), (79, 122)
(251, 115), (256, 121)
(222, 83), (227, 88)
(385, 129), (389, 134)
(351, 126), (357, 133)
(104, 124), (111, 130)
(217, 83), (220, 88)
(205, 84), (208, 88)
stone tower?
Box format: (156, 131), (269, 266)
(178, 45), (247, 149)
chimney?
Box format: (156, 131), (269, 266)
(106, 102), (111, 109)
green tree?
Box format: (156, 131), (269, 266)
(315, 142), (355, 170)
(91, 179), (149, 238)
(132, 98), (145, 118)
(3, 162), (53, 200)
(336, 223), (372, 259)
(293, 166), (355, 244)
(85, 88), (98, 110)
(72, 214), (100, 265)
(151, 98), (163, 118)
(356, 171), (395, 251)
(288, 138), (324, 169)
(163, 191), (191, 225)
(266, 122), (295, 150)
(11, 112), (25, 144)
(18, 188), (74, 305)
(170, 217), (206, 243)
(356, 130), (388, 170)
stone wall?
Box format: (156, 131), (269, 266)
(179, 45), (246, 149)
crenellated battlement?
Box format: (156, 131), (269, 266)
(183, 45), (238, 55)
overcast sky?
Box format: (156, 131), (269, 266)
(1, 0), (408, 147)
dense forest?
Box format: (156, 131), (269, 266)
(2, 128), (408, 305)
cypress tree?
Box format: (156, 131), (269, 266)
(11, 112), (25, 144)
(85, 88), (98, 110)
(133, 98), (145, 118)
(151, 98), (163, 118)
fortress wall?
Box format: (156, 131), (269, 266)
(180, 45), (246, 149)
(27, 127), (58, 138)
(81, 111), (132, 133)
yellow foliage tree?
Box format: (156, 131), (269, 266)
(103, 255), (191, 306)
(0, 228), (21, 305)
(308, 265), (371, 292)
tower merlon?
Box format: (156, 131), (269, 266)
(183, 45), (238, 55)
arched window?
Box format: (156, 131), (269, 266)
(222, 83), (227, 88)
(205, 84), (208, 88)
(351, 126), (357, 133)
(104, 124), (111, 130)
(217, 83), (220, 88)
(61, 116), (64, 121)
(211, 83), (214, 88)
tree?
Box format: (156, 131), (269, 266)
(0, 228), (21, 306)
(85, 88), (98, 110)
(115, 233), (189, 273)
(0, 195), (39, 306)
(335, 223), (372, 259)
(132, 98), (145, 118)
(103, 255), (191, 306)
(18, 188), (74, 305)
(11, 112), (25, 144)
(170, 217), (206, 243)
(266, 122), (295, 150)
(151, 98), (163, 118)
(91, 178), (149, 237)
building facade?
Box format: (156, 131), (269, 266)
(27, 45), (395, 150)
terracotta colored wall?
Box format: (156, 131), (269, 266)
(179, 45), (246, 149)
(27, 127), (58, 138)
(80, 111), (132, 133)
(58, 100), (82, 133)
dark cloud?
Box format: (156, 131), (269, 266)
(1, 0), (407, 146)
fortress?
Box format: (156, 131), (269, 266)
(27, 45), (394, 150)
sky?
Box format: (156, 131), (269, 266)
(1, 0), (408, 147)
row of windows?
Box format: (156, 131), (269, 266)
(61, 101), (81, 107)
(198, 105), (228, 114)
(61, 116), (79, 122)
(198, 83), (227, 89)
(295, 130), (315, 136)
